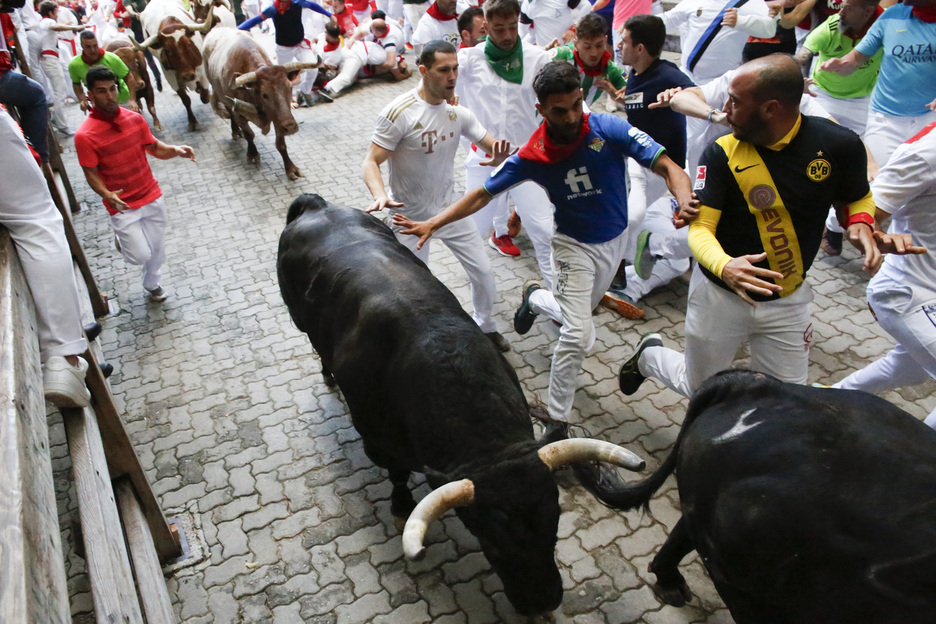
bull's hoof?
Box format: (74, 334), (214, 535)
(322, 371), (337, 387)
(231, 129), (242, 140)
(525, 613), (556, 624)
(153, 121), (163, 132)
(247, 153), (260, 165)
(652, 579), (692, 607)
(287, 167), (303, 181)
(188, 121), (200, 132)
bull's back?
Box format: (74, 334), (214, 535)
(203, 27), (270, 86)
(677, 373), (936, 618)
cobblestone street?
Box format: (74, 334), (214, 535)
(50, 36), (935, 624)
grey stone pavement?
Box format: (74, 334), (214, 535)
(48, 34), (935, 624)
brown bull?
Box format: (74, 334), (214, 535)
(136, 0), (214, 131)
(203, 27), (318, 180)
(105, 38), (162, 131)
(190, 0), (237, 27)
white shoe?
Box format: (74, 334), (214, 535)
(43, 356), (90, 408)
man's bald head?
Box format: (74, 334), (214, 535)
(370, 18), (388, 36)
(735, 54), (804, 108)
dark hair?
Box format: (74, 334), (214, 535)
(38, 0), (56, 17)
(624, 14), (665, 57)
(86, 65), (117, 89)
(457, 6), (483, 34)
(418, 39), (457, 68)
(752, 54), (804, 107)
(483, 0), (520, 21)
(79, 29), (97, 40)
(370, 8), (385, 19)
(324, 23), (341, 38)
(533, 61), (581, 103)
(575, 12), (607, 41)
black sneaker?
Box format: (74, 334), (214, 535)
(619, 332), (663, 395)
(513, 280), (541, 335)
(539, 421), (569, 444)
(821, 227), (843, 256)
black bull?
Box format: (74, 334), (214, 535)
(590, 370), (936, 624)
(276, 195), (644, 619)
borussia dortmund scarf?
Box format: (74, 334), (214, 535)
(484, 37), (523, 84)
(518, 113), (591, 163)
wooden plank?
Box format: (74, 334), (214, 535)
(115, 479), (176, 624)
(47, 132), (81, 214)
(0, 229), (70, 624)
(72, 267), (181, 562)
(42, 163), (109, 318)
(62, 405), (145, 624)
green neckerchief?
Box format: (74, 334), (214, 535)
(484, 37), (523, 84)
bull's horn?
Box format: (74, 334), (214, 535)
(218, 0), (233, 11)
(282, 60), (321, 73)
(234, 72), (258, 88)
(131, 33), (159, 51)
(193, 4), (215, 31)
(402, 479), (474, 561)
(230, 98), (259, 116)
(538, 439), (645, 472)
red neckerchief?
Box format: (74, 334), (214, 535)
(912, 4), (936, 22)
(573, 48), (610, 77)
(518, 113), (591, 164)
(844, 5), (883, 43)
(275, 0), (291, 14)
(82, 48), (106, 65)
(323, 39), (340, 51)
(426, 2), (456, 21)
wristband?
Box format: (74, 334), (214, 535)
(846, 212), (874, 228)
(707, 109), (721, 122)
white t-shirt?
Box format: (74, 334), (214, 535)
(520, 0), (590, 47)
(57, 7), (79, 43)
(38, 17), (60, 53)
(348, 40), (387, 65)
(367, 21), (405, 55)
(872, 122), (936, 286)
(372, 88), (488, 215)
(316, 34), (345, 66)
(662, 0), (775, 84)
(411, 13), (459, 48)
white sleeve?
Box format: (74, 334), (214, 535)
(701, 72), (731, 106)
(371, 113), (404, 151)
(411, 15), (434, 46)
(458, 106), (488, 145)
(871, 151), (933, 218)
(734, 0), (776, 39)
(662, 3), (690, 31)
(799, 94), (832, 120)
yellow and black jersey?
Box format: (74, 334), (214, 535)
(693, 115), (870, 300)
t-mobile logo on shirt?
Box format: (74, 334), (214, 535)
(421, 130), (438, 153)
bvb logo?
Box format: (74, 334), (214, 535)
(748, 184), (776, 210)
(807, 158), (831, 181)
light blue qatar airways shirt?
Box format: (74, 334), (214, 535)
(855, 3), (936, 117)
(483, 114), (665, 245)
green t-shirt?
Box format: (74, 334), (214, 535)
(547, 43), (627, 106)
(68, 52), (132, 103)
(804, 14), (883, 99)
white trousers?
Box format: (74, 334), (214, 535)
(624, 160), (668, 261)
(529, 230), (629, 421)
(0, 111), (87, 361)
(389, 207), (498, 333)
(864, 109), (936, 171)
(814, 90), (870, 137)
(833, 272), (936, 427)
(640, 265), (814, 397)
(465, 161), (556, 288)
(110, 196), (167, 291)
(403, 1), (429, 42)
(376, 0), (404, 20)
(622, 197), (692, 302)
(276, 43), (318, 96)
(326, 51), (365, 94)
(39, 54), (70, 132)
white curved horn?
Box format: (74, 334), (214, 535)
(131, 32), (159, 50)
(402, 479), (474, 561)
(234, 72), (258, 88)
(282, 60), (321, 73)
(193, 4), (215, 31)
(538, 438), (645, 472)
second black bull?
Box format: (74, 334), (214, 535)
(277, 194), (645, 621)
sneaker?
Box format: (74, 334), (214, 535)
(56, 127), (75, 137)
(514, 280), (541, 335)
(146, 286), (168, 302)
(821, 227), (843, 257)
(43, 356), (90, 408)
(634, 230), (657, 280)
(489, 233), (521, 257)
(507, 210), (521, 238)
(315, 88), (334, 104)
(485, 331), (510, 352)
(539, 421), (569, 444)
(608, 262), (627, 292)
(619, 332), (663, 395)
(601, 290), (644, 320)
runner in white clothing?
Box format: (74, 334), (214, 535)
(831, 122), (934, 426)
(37, 1), (83, 134)
(362, 40), (515, 351)
(411, 0), (460, 54)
